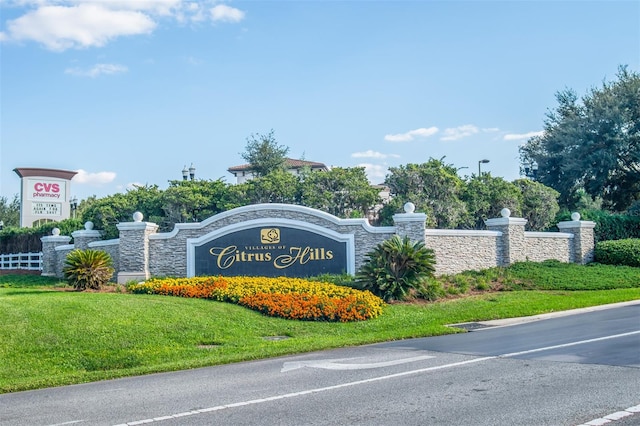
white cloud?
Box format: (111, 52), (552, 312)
(384, 127), (439, 142)
(357, 163), (388, 184)
(351, 150), (399, 159)
(504, 131), (544, 141)
(3, 4), (156, 51)
(210, 4), (245, 23)
(72, 169), (117, 185)
(0, 1), (246, 51)
(440, 124), (479, 141)
(91, 0), (183, 16)
(65, 63), (128, 77)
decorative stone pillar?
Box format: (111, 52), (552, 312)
(485, 208), (528, 266)
(116, 212), (158, 284)
(40, 228), (71, 277)
(71, 221), (102, 250)
(393, 202), (427, 242)
(557, 212), (596, 264)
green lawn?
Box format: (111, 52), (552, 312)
(1, 262), (639, 393)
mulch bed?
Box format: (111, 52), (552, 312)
(0, 270), (41, 276)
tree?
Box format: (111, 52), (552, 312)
(460, 174), (523, 229)
(80, 185), (165, 239)
(514, 178), (560, 231)
(0, 195), (20, 228)
(81, 193), (137, 240)
(162, 179), (230, 225)
(301, 167), (380, 218)
(520, 65), (640, 211)
(241, 129), (289, 178)
(242, 169), (301, 204)
(383, 158), (467, 228)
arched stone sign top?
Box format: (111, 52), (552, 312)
(186, 218), (355, 278)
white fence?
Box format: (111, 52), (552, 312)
(0, 252), (43, 271)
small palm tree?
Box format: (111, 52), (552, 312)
(63, 249), (114, 291)
(356, 235), (436, 302)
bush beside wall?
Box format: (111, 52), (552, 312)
(595, 239), (640, 267)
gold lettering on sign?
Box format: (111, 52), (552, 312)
(209, 245), (334, 270)
(274, 247), (334, 269)
(209, 246), (237, 269)
(210, 245), (274, 269)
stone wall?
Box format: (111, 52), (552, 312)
(147, 204), (398, 278)
(424, 230), (501, 275)
(40, 203), (596, 281)
(524, 233), (572, 263)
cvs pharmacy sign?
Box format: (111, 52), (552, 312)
(27, 179), (66, 201)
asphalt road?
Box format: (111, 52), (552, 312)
(1, 302), (639, 426)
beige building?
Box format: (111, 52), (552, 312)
(227, 158), (329, 184)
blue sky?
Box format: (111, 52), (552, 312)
(1, 0), (638, 202)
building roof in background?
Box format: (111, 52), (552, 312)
(228, 158), (328, 172)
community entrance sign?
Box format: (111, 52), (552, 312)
(188, 219), (353, 278)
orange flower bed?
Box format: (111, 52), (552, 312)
(127, 276), (383, 322)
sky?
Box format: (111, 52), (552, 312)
(1, 0), (639, 203)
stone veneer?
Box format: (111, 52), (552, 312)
(41, 203), (595, 281)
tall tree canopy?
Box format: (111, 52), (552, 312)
(460, 174), (523, 229)
(241, 129), (290, 178)
(384, 159), (467, 228)
(520, 66), (640, 211)
(301, 167), (380, 218)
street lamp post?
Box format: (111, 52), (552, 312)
(182, 164), (196, 181)
(478, 159), (490, 175)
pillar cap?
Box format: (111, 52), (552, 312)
(485, 217), (527, 227)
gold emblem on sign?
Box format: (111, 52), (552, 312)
(261, 228), (280, 244)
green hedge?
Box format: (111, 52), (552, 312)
(0, 219), (85, 254)
(595, 239), (640, 267)
(557, 209), (640, 242)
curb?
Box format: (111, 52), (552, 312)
(451, 300), (640, 330)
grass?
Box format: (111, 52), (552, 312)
(0, 261), (639, 393)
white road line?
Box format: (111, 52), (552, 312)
(576, 403), (640, 426)
(498, 330), (640, 358)
(112, 357), (494, 425)
(114, 331), (640, 426)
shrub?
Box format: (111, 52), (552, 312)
(595, 239), (640, 267)
(556, 209), (640, 242)
(0, 218), (84, 254)
(356, 235), (436, 302)
(63, 249), (115, 291)
(415, 278), (445, 301)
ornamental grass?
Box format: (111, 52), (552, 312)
(127, 276), (384, 322)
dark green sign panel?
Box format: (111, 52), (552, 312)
(194, 226), (348, 277)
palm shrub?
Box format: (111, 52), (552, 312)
(356, 235), (436, 301)
(63, 249), (115, 291)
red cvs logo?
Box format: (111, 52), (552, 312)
(34, 182), (60, 193)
